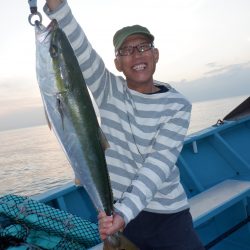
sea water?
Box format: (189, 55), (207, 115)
(0, 126), (74, 196)
(0, 95), (248, 196)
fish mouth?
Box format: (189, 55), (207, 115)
(35, 19), (58, 43)
(132, 63), (147, 71)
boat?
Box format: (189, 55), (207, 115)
(1, 97), (250, 249)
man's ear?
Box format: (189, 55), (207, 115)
(153, 48), (159, 63)
(114, 58), (122, 72)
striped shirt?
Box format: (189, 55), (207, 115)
(44, 0), (191, 225)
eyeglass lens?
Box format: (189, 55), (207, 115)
(117, 42), (153, 56)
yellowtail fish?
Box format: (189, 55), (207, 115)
(35, 19), (138, 250)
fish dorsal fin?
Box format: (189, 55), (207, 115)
(98, 127), (110, 151)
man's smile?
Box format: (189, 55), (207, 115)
(132, 63), (147, 71)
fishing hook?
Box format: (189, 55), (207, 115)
(28, 12), (43, 26)
(28, 0), (42, 26)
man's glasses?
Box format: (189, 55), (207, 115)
(116, 42), (154, 56)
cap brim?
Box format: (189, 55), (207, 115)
(115, 32), (154, 51)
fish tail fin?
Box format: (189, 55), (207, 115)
(104, 232), (139, 250)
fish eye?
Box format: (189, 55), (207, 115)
(50, 44), (58, 58)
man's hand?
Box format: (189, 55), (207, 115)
(98, 211), (125, 240)
(46, 0), (62, 11)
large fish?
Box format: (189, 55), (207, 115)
(35, 20), (138, 250)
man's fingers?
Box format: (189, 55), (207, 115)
(98, 211), (107, 219)
(99, 220), (113, 229)
(98, 211), (117, 240)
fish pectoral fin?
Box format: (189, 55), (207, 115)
(56, 93), (65, 130)
(44, 108), (52, 130)
(99, 127), (110, 151)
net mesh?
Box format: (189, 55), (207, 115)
(0, 194), (101, 249)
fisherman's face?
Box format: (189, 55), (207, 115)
(114, 34), (159, 92)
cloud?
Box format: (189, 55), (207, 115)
(0, 77), (43, 130)
(1, 61), (249, 131)
(171, 61), (250, 102)
(206, 62), (218, 68)
(0, 106), (46, 131)
(205, 62), (224, 69)
(0, 77), (40, 101)
(204, 61), (250, 76)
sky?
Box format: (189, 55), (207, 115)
(0, 0), (250, 131)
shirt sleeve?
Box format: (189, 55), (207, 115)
(43, 0), (112, 107)
(114, 102), (192, 225)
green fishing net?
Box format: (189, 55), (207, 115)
(0, 194), (101, 249)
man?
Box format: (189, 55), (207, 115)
(45, 1), (204, 249)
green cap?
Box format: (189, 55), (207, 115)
(113, 24), (154, 51)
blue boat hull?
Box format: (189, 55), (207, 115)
(178, 114), (250, 249)
(32, 113), (250, 249)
